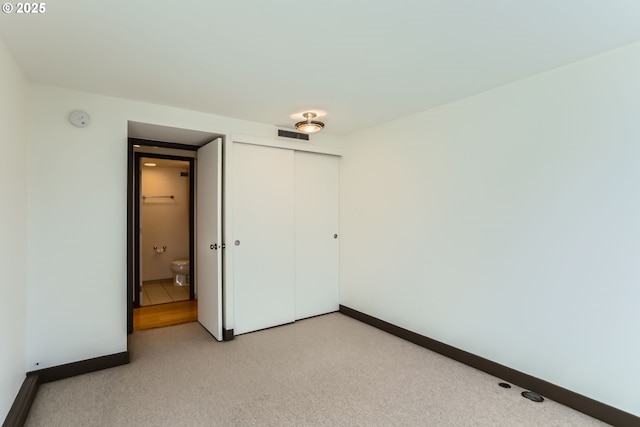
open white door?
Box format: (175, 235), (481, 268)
(196, 138), (223, 340)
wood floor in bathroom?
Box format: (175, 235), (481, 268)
(133, 300), (198, 331)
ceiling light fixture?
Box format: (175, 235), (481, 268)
(144, 162), (157, 167)
(295, 112), (325, 134)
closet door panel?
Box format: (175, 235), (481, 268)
(294, 152), (340, 320)
(233, 143), (295, 335)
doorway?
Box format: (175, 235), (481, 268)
(126, 125), (223, 339)
(129, 144), (197, 332)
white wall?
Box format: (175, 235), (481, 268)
(141, 165), (190, 281)
(0, 39), (28, 420)
(340, 41), (640, 416)
(26, 84), (343, 370)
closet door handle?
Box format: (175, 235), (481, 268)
(211, 243), (218, 250)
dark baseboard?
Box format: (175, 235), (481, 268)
(339, 305), (639, 427)
(2, 375), (40, 427)
(3, 352), (130, 426)
(27, 352), (129, 384)
(223, 329), (234, 341)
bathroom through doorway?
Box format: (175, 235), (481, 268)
(138, 155), (195, 307)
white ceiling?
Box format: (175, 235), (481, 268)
(140, 157), (190, 169)
(2, 1), (640, 135)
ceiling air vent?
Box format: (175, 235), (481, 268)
(278, 129), (309, 141)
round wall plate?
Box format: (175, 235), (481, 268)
(69, 110), (91, 128)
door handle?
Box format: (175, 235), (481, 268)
(210, 243), (218, 250)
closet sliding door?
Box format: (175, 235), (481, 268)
(233, 143), (295, 335)
(294, 152), (340, 320)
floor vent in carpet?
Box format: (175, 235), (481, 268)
(522, 391), (544, 402)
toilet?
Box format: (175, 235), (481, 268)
(170, 259), (190, 286)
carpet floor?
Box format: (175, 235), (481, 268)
(25, 313), (608, 426)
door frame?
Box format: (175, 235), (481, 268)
(127, 138), (198, 334)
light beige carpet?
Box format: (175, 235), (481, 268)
(25, 313), (608, 426)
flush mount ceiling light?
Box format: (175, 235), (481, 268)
(295, 112), (325, 134)
(143, 162), (157, 167)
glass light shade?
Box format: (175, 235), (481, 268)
(296, 121), (324, 133)
(295, 112), (325, 133)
